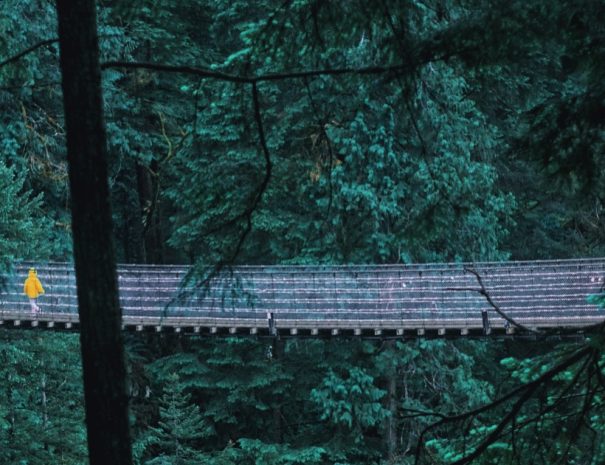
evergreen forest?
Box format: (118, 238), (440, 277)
(1, 0), (604, 464)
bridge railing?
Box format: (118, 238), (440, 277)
(0, 259), (603, 335)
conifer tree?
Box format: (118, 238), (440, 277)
(0, 160), (52, 277)
(143, 373), (209, 465)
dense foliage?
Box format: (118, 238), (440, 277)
(1, 0), (604, 464)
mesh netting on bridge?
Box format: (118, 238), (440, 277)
(1, 259), (604, 335)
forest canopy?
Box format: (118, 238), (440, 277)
(1, 0), (604, 464)
(1, 0), (603, 267)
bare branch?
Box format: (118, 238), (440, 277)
(450, 347), (594, 465)
(100, 60), (420, 84)
(0, 38), (59, 69)
(0, 33), (119, 70)
(414, 345), (593, 465)
(225, 81), (273, 263)
(465, 267), (541, 334)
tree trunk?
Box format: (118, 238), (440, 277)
(55, 1), (133, 464)
(271, 338), (284, 444)
(386, 371), (398, 463)
(384, 341), (398, 463)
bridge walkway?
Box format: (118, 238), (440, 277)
(1, 259), (604, 337)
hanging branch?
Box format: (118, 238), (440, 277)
(225, 81), (273, 263)
(466, 266), (540, 334)
(177, 80), (273, 296)
(446, 267), (540, 334)
(414, 345), (594, 465)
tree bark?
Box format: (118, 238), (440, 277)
(55, 1), (133, 464)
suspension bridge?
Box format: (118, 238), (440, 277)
(1, 258), (604, 337)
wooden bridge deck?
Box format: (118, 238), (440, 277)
(1, 259), (604, 337)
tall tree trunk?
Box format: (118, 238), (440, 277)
(41, 374), (49, 451)
(386, 371), (398, 463)
(55, 1), (133, 464)
(384, 341), (398, 463)
(271, 338), (284, 444)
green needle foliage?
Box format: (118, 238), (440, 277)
(0, 160), (53, 276)
(1, 0), (604, 464)
(140, 373), (209, 465)
(0, 332), (86, 465)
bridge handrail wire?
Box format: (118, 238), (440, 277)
(0, 259), (603, 335)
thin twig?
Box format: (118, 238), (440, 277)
(0, 38), (59, 69)
(414, 345), (592, 465)
(0, 33), (119, 69)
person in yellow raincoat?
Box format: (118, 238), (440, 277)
(23, 268), (45, 313)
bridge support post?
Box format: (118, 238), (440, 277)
(481, 310), (490, 335)
(267, 312), (276, 336)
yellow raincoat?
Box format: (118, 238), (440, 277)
(23, 269), (45, 298)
